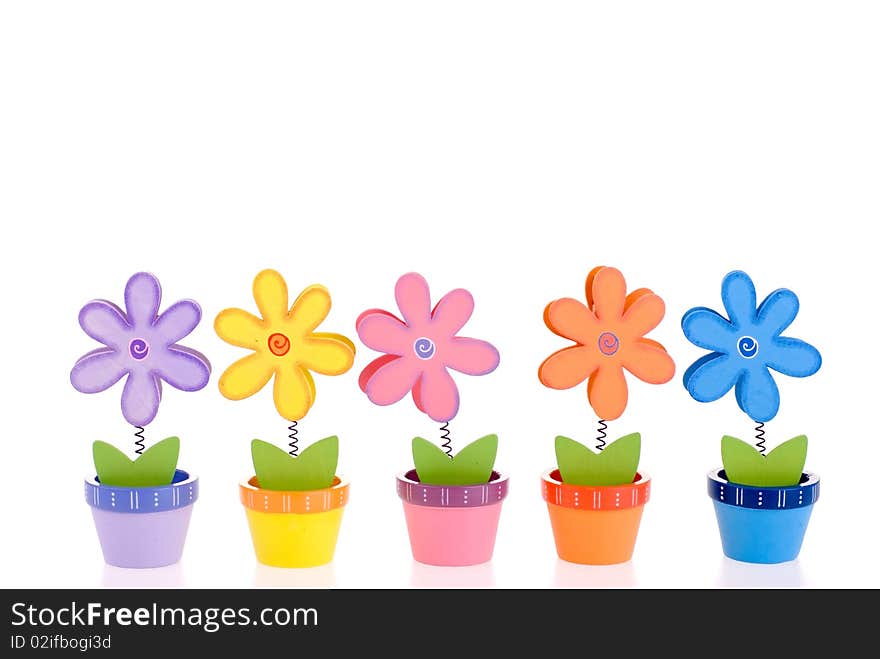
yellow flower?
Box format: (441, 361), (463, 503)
(214, 269), (355, 420)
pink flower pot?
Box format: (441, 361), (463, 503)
(396, 469), (509, 566)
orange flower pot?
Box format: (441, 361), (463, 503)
(541, 469), (650, 565)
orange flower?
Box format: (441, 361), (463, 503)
(538, 266), (675, 420)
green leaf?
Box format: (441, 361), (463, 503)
(721, 435), (807, 487)
(93, 436), (180, 487)
(252, 436), (338, 491)
(555, 433), (640, 486)
(412, 434), (498, 485)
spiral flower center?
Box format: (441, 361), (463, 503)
(737, 336), (759, 359)
(268, 333), (291, 356)
(597, 331), (619, 356)
(129, 338), (150, 360)
(413, 337), (436, 360)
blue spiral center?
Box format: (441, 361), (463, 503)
(413, 337), (436, 360)
(129, 338), (150, 360)
(597, 332), (620, 356)
(737, 336), (759, 359)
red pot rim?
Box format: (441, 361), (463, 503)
(239, 475), (349, 514)
(541, 468), (650, 511)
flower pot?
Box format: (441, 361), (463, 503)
(85, 469), (198, 569)
(239, 475), (349, 568)
(707, 468), (819, 564)
(541, 469), (650, 565)
(397, 469), (508, 566)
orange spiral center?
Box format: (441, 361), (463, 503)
(268, 332), (290, 356)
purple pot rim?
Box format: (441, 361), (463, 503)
(85, 469), (198, 513)
(396, 469), (508, 508)
(707, 468), (819, 510)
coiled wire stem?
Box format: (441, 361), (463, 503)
(134, 426), (146, 455)
(288, 421), (299, 457)
(439, 422), (453, 458)
(755, 423), (766, 455)
(595, 419), (608, 452)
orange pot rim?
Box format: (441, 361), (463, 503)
(541, 468), (650, 511)
(239, 475), (349, 514)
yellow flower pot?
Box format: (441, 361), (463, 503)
(239, 476), (349, 568)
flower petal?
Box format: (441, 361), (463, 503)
(538, 346), (598, 389)
(431, 288), (474, 337)
(721, 270), (756, 329)
(621, 340), (675, 384)
(121, 370), (162, 426)
(288, 284), (332, 335)
(623, 287), (653, 313)
(70, 348), (129, 393)
(78, 300), (130, 350)
(756, 288), (800, 337)
(444, 337), (500, 376)
(273, 365), (315, 421)
(218, 353), (275, 400)
(683, 353), (742, 403)
(621, 292), (665, 338)
(154, 300), (202, 346)
(681, 307), (735, 352)
(587, 364), (628, 420)
(584, 266), (605, 310)
(543, 298), (597, 345)
(413, 366), (460, 422)
(356, 310), (410, 354)
(359, 354), (399, 393)
(156, 346), (211, 391)
(590, 266), (627, 322)
(395, 272), (432, 328)
(364, 355), (422, 406)
(125, 272), (162, 329)
(299, 334), (355, 375)
(765, 338), (822, 378)
(735, 364), (780, 423)
(214, 308), (266, 349)
(253, 269), (289, 324)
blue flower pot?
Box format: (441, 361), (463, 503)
(707, 469), (820, 564)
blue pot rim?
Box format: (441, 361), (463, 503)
(85, 469), (198, 514)
(707, 468), (819, 510)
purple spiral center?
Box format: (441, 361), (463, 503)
(129, 338), (150, 360)
(598, 331), (619, 356)
(413, 337), (436, 360)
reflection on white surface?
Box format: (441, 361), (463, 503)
(253, 562), (336, 588)
(101, 562), (186, 588)
(409, 560), (496, 588)
(552, 558), (637, 588)
(717, 557), (805, 588)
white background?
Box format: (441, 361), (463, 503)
(1, 1), (878, 589)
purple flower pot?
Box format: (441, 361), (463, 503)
(85, 469), (198, 569)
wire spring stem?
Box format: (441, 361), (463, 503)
(595, 420), (608, 452)
(439, 422), (453, 458)
(288, 421), (299, 457)
(755, 423), (766, 455)
(134, 426), (146, 455)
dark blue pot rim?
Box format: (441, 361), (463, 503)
(707, 468), (819, 510)
(84, 469), (198, 514)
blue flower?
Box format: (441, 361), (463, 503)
(681, 271), (821, 422)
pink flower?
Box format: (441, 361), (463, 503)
(356, 273), (500, 422)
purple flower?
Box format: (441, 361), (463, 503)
(70, 272), (211, 426)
